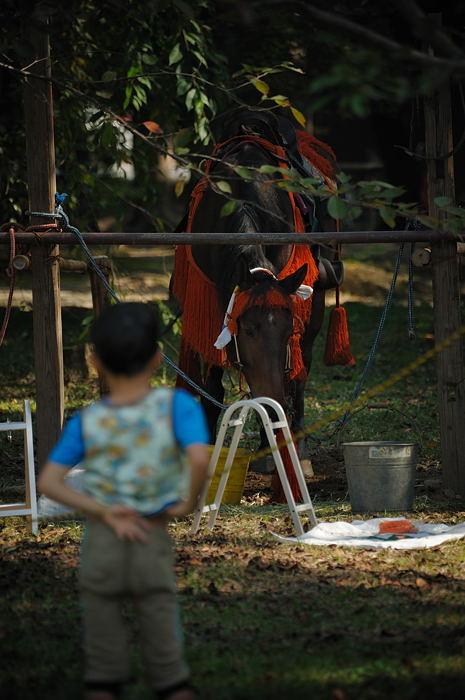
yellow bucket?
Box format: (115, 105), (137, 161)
(205, 446), (251, 505)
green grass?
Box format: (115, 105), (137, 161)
(1, 506), (465, 699)
(1, 277), (465, 699)
(303, 300), (440, 460)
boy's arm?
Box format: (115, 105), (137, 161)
(166, 443), (209, 518)
(38, 462), (151, 542)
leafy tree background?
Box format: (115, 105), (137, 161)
(1, 0), (464, 232)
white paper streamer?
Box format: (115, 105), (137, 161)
(214, 287), (237, 349)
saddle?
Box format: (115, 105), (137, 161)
(311, 244), (344, 290)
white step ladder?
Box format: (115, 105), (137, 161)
(192, 397), (317, 537)
(0, 400), (38, 534)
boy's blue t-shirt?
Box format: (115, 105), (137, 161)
(49, 389), (210, 467)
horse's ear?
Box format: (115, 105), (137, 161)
(235, 254), (255, 289)
(278, 263), (308, 295)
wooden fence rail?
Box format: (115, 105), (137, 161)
(0, 230), (462, 246)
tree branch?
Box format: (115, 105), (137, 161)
(253, 0), (465, 76)
(392, 1), (464, 59)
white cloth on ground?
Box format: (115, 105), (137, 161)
(272, 517), (465, 550)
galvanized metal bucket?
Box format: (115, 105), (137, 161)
(342, 441), (419, 513)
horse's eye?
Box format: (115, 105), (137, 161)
(244, 327), (254, 337)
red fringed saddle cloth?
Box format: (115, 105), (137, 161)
(173, 130), (348, 378)
(172, 131), (339, 381)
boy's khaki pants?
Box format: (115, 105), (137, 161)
(80, 519), (189, 691)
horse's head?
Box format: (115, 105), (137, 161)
(225, 263), (308, 411)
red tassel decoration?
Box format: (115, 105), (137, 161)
(323, 238), (356, 367)
(324, 297), (356, 366)
(271, 429), (302, 503)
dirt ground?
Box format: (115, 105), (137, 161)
(241, 448), (451, 514)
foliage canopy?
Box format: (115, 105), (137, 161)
(1, 1), (464, 231)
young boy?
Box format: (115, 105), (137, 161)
(38, 302), (210, 700)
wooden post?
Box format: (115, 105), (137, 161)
(87, 256), (114, 395)
(23, 19), (64, 467)
(424, 59), (465, 496)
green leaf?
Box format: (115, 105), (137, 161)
(380, 186), (405, 200)
(169, 43), (182, 66)
(176, 77), (191, 96)
(192, 49), (207, 67)
(327, 196), (349, 220)
(137, 76), (152, 89)
(182, 31), (196, 45)
(175, 180), (186, 198)
(350, 94), (368, 118)
(349, 206), (363, 220)
(277, 182), (306, 192)
(233, 166), (253, 180)
(258, 165), (279, 175)
(337, 172), (352, 185)
(364, 180), (398, 189)
(271, 95), (290, 107)
(185, 87), (196, 110)
(290, 107), (306, 127)
(173, 128), (193, 149)
(216, 180), (232, 194)
(434, 196), (452, 208)
(100, 122), (114, 149)
(379, 206), (396, 228)
(251, 79), (270, 96)
(280, 62), (305, 74)
(220, 200), (238, 217)
(440, 205), (465, 216)
(123, 86), (132, 110)
(141, 54), (157, 65)
(197, 119), (209, 143)
(102, 71), (116, 83)
(195, 98), (206, 117)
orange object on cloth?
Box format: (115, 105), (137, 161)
(379, 520), (418, 535)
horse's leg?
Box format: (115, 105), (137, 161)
(293, 287), (326, 459)
(251, 289), (327, 473)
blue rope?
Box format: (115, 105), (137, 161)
(407, 242), (416, 341)
(336, 218), (421, 430)
(337, 242), (405, 429)
(26, 206), (228, 410)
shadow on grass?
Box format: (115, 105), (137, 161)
(1, 523), (464, 700)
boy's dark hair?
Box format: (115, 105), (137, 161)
(91, 302), (160, 376)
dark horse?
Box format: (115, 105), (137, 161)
(172, 109), (340, 464)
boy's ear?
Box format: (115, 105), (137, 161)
(89, 351), (104, 374)
(152, 347), (163, 370)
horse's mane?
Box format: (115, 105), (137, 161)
(214, 243), (275, 305)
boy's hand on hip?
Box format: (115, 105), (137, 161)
(102, 504), (152, 543)
(166, 499), (193, 519)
